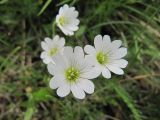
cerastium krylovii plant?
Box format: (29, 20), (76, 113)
(40, 4), (128, 99)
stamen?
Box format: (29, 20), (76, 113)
(59, 16), (66, 26)
(49, 48), (58, 56)
(96, 51), (108, 65)
(65, 67), (80, 82)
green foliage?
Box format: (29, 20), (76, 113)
(24, 106), (36, 120)
(32, 88), (54, 102)
(0, 0), (160, 120)
(38, 0), (52, 16)
(75, 25), (86, 38)
(109, 80), (142, 120)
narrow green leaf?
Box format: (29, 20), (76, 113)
(0, 46), (21, 72)
(0, 0), (8, 4)
(38, 0), (52, 16)
(75, 26), (86, 38)
(90, 21), (138, 30)
(109, 80), (142, 120)
(56, 0), (71, 7)
(0, 38), (9, 46)
(32, 88), (53, 102)
(24, 106), (36, 120)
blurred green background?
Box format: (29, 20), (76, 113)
(0, 0), (160, 120)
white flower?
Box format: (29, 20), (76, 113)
(56, 4), (80, 36)
(47, 46), (99, 99)
(40, 35), (65, 64)
(84, 35), (128, 79)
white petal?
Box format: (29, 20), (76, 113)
(63, 46), (73, 59)
(61, 24), (74, 35)
(43, 58), (51, 64)
(111, 40), (122, 49)
(64, 23), (79, 33)
(59, 5), (70, 16)
(103, 35), (111, 45)
(44, 37), (52, 44)
(59, 7), (63, 15)
(63, 20), (79, 32)
(112, 47), (127, 59)
(79, 79), (94, 94)
(58, 23), (74, 36)
(68, 25), (79, 31)
(94, 35), (103, 51)
(53, 35), (60, 42)
(44, 37), (53, 51)
(81, 66), (101, 79)
(74, 46), (84, 59)
(84, 45), (96, 55)
(106, 65), (124, 75)
(85, 55), (97, 66)
(70, 19), (80, 26)
(69, 7), (75, 11)
(47, 62), (65, 76)
(66, 7), (76, 18)
(57, 84), (70, 97)
(102, 35), (111, 52)
(52, 54), (68, 70)
(59, 26), (70, 35)
(49, 76), (65, 89)
(95, 63), (105, 71)
(104, 40), (120, 54)
(40, 52), (47, 59)
(102, 68), (111, 79)
(63, 17), (79, 31)
(58, 37), (65, 47)
(67, 31), (74, 36)
(71, 84), (85, 99)
(110, 59), (128, 68)
(73, 11), (78, 18)
(41, 41), (48, 51)
(63, 4), (69, 11)
(56, 15), (60, 23)
(47, 63), (56, 75)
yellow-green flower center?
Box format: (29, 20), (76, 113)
(59, 16), (66, 26)
(96, 51), (108, 65)
(65, 67), (80, 82)
(49, 48), (58, 56)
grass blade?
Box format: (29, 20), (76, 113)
(109, 80), (142, 120)
(38, 0), (52, 16)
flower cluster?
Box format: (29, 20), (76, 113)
(40, 4), (128, 99)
